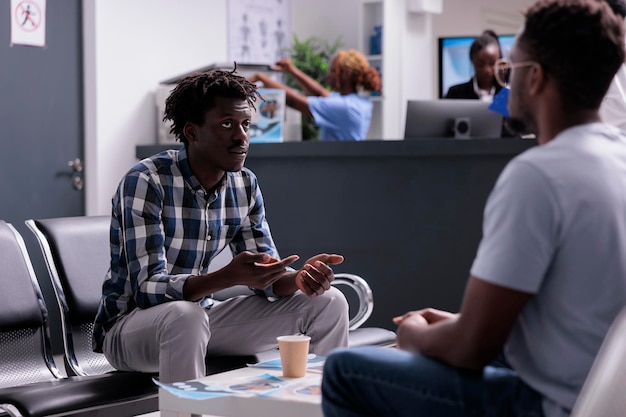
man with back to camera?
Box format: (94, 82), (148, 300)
(92, 68), (350, 384)
(321, 1), (626, 416)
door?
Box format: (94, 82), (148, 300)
(0, 1), (84, 354)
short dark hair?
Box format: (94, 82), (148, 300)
(469, 30), (501, 63)
(605, 0), (626, 18)
(519, 0), (625, 110)
(163, 66), (261, 145)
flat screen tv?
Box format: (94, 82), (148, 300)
(438, 34), (516, 98)
(404, 99), (503, 139)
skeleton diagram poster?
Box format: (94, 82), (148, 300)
(227, 0), (291, 65)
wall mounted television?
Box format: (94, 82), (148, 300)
(438, 34), (516, 98)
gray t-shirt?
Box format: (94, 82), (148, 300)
(471, 123), (626, 416)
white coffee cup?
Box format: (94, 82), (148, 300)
(276, 335), (311, 378)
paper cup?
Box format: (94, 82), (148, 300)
(277, 335), (311, 377)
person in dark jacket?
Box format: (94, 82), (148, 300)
(445, 30), (502, 102)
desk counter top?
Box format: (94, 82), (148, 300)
(136, 138), (537, 160)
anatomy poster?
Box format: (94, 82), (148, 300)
(228, 0), (291, 65)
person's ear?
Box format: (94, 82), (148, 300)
(183, 122), (197, 143)
(527, 64), (546, 97)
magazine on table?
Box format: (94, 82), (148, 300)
(154, 357), (325, 402)
(247, 353), (326, 372)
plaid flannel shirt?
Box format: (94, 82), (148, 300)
(93, 146), (279, 352)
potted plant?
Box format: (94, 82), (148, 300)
(283, 35), (343, 141)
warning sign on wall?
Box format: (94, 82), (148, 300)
(10, 0), (46, 47)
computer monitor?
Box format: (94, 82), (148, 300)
(404, 99), (503, 139)
(438, 34), (516, 98)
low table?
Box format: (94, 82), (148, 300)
(159, 367), (323, 417)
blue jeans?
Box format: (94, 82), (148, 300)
(321, 346), (544, 417)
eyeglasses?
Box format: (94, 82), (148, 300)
(494, 58), (539, 87)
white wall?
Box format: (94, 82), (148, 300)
(290, 0), (360, 50)
(84, 0), (533, 215)
(84, 0), (228, 215)
(433, 0), (530, 37)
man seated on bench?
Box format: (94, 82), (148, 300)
(93, 68), (349, 383)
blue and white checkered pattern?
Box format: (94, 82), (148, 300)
(93, 146), (279, 352)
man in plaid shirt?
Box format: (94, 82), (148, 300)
(93, 68), (349, 383)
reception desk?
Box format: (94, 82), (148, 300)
(136, 138), (537, 330)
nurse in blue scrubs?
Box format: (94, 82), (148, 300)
(250, 49), (382, 141)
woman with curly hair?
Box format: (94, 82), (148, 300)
(250, 49), (382, 141)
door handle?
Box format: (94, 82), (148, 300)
(68, 158), (83, 173)
(67, 158), (84, 190)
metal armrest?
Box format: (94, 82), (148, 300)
(331, 273), (374, 331)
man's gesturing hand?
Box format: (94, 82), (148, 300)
(296, 253), (344, 296)
(227, 251), (299, 289)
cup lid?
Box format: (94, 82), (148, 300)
(277, 334), (311, 342)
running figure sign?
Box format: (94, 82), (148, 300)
(11, 0), (46, 47)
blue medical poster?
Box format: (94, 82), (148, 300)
(250, 88), (286, 143)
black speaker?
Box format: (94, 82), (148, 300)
(454, 117), (471, 139)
